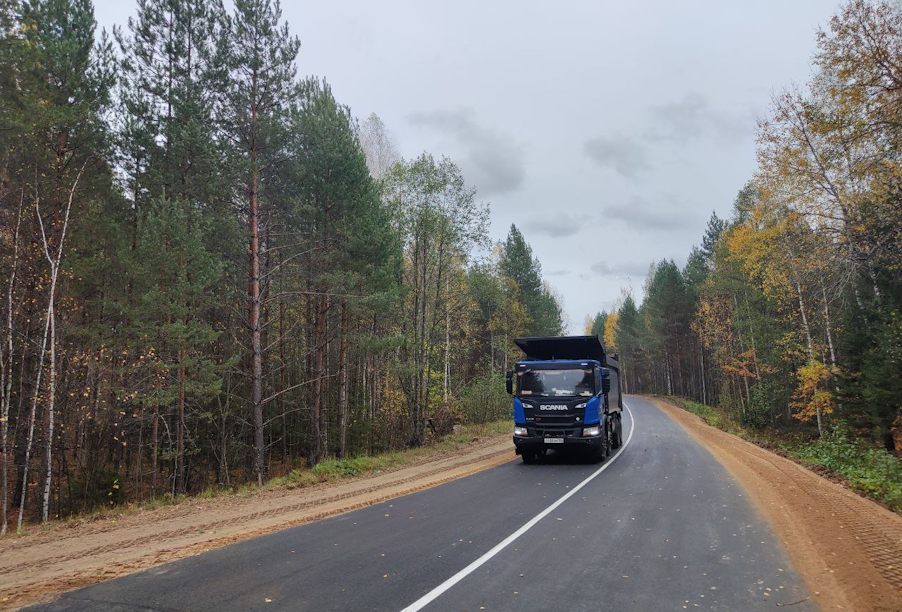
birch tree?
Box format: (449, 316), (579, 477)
(387, 155), (488, 446)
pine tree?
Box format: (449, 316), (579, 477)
(220, 0), (299, 482)
(614, 295), (642, 394)
(116, 0), (231, 494)
(499, 225), (563, 336)
(286, 79), (398, 462)
(588, 311), (608, 337)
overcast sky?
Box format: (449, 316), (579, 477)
(95, 0), (839, 332)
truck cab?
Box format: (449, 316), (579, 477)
(506, 335), (623, 463)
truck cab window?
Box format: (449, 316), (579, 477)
(517, 368), (595, 397)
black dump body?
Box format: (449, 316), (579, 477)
(514, 335), (622, 410)
(514, 335), (606, 361)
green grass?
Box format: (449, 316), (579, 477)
(268, 419), (511, 490)
(669, 396), (902, 513)
(790, 423), (902, 511)
(675, 398), (746, 435)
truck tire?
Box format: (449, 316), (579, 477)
(604, 421), (613, 458)
(592, 442), (606, 463)
(522, 451), (537, 464)
(612, 415), (623, 449)
(594, 418), (610, 462)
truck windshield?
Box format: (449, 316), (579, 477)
(517, 368), (595, 397)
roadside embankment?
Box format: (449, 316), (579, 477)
(653, 397), (902, 612)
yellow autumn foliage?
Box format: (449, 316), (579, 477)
(603, 312), (619, 352)
(791, 360), (836, 423)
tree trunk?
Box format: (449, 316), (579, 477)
(444, 276), (449, 401)
(28, 165), (82, 527)
(820, 278), (837, 368)
(249, 148), (265, 485)
(19, 266), (53, 530)
(151, 403), (159, 497)
(136, 404), (144, 500)
(699, 342), (707, 406)
(41, 306), (56, 521)
(793, 270), (821, 436)
(312, 291), (328, 464)
(279, 252), (287, 462)
(338, 302), (350, 459)
(176, 353), (186, 494)
(1, 196), (23, 534)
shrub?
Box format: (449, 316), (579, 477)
(742, 384), (772, 429)
(69, 470), (126, 510)
(796, 422), (902, 510)
(459, 373), (510, 424)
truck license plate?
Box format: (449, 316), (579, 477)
(544, 437), (564, 444)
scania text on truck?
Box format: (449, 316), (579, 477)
(505, 335), (623, 464)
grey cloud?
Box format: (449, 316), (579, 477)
(583, 135), (650, 178)
(524, 213), (585, 238)
(546, 268), (571, 277)
(601, 194), (694, 231)
(407, 108), (525, 196)
(647, 93), (747, 144)
(589, 260), (651, 278)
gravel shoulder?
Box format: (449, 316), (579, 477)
(0, 436), (515, 611)
(653, 397), (902, 612)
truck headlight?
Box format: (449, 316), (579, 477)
(575, 402), (586, 410)
(514, 427), (528, 436)
(582, 426), (600, 437)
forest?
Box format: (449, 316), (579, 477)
(4, 0), (902, 532)
(0, 0), (567, 530)
(592, 1), (902, 456)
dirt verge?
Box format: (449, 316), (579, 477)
(653, 397), (902, 612)
(0, 436), (515, 611)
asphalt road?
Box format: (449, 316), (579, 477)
(27, 396), (817, 612)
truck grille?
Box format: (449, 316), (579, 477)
(535, 427), (577, 437)
(533, 415), (575, 425)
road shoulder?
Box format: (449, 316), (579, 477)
(652, 396), (902, 612)
(0, 436), (516, 612)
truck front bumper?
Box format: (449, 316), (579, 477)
(513, 428), (602, 454)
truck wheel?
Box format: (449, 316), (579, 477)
(592, 443), (605, 463)
(522, 451), (536, 464)
(595, 423), (610, 462)
(612, 415), (623, 449)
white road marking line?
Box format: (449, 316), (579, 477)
(399, 403), (637, 612)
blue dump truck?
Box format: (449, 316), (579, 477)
(506, 335), (623, 463)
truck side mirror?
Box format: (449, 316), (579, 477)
(600, 368), (611, 394)
(505, 370), (513, 395)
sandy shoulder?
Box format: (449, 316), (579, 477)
(652, 397), (902, 612)
(0, 437), (516, 611)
